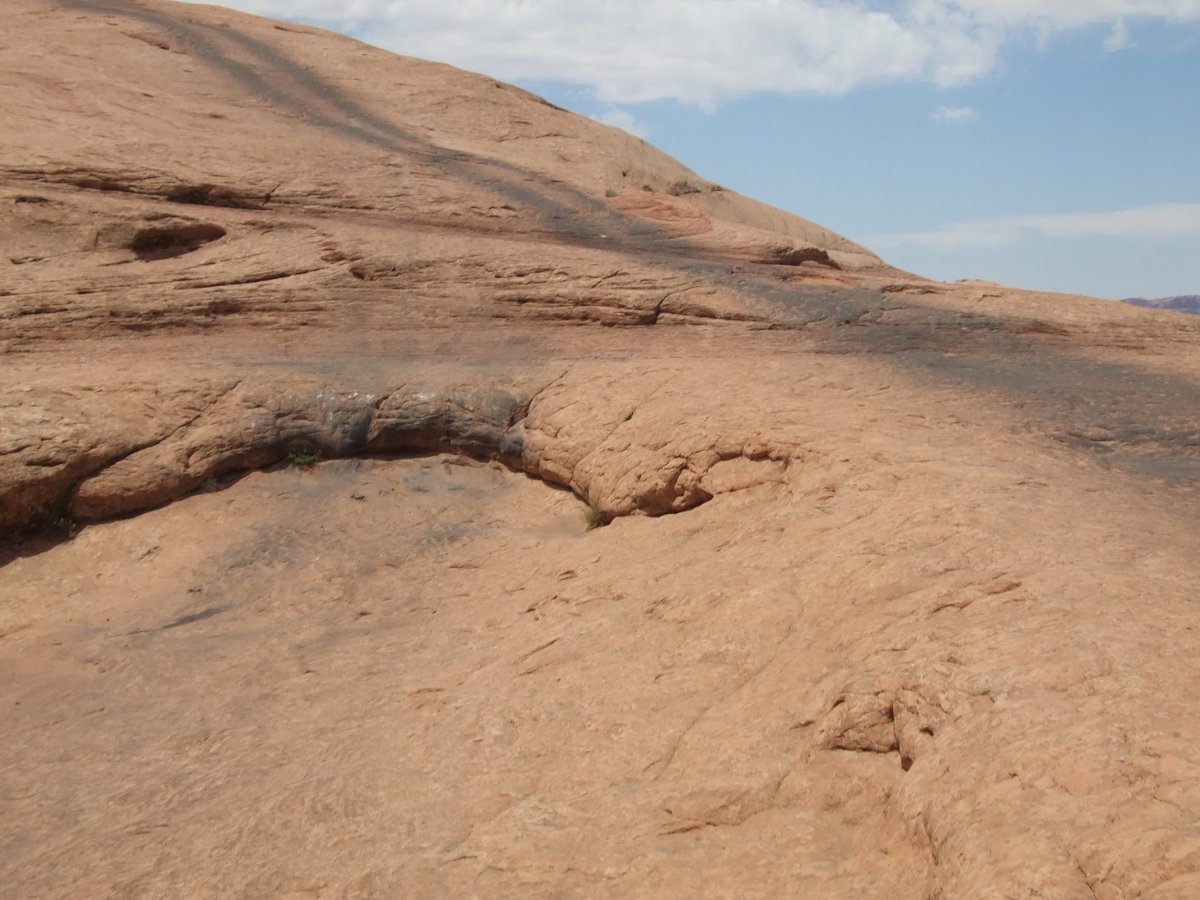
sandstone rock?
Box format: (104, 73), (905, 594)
(3, 1), (1200, 897)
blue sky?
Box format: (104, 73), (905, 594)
(208, 1), (1200, 300)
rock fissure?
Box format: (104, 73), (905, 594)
(3, 165), (275, 210)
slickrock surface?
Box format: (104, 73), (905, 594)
(4, 1), (1200, 897)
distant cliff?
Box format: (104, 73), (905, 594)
(1124, 295), (1200, 314)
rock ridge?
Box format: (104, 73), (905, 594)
(5, 377), (800, 534)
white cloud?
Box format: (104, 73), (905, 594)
(1104, 19), (1133, 51)
(932, 105), (980, 122)
(592, 107), (649, 139)
(203, 1), (1200, 106)
(867, 203), (1200, 249)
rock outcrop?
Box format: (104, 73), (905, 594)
(4, 2), (1200, 898)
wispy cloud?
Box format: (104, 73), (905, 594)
(1104, 19), (1133, 51)
(932, 105), (980, 122)
(867, 203), (1200, 249)
(592, 107), (649, 139)
(200, 1), (1200, 106)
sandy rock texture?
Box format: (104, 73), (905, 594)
(4, 1), (1200, 897)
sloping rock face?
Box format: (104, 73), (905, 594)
(4, 2), (1200, 897)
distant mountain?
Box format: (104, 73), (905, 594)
(1123, 295), (1200, 314)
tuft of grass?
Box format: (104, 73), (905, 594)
(287, 446), (321, 469)
(51, 515), (79, 539)
(605, 188), (618, 198)
(584, 503), (606, 530)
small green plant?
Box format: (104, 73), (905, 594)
(30, 504), (80, 541)
(584, 504), (606, 530)
(51, 515), (79, 539)
(605, 188), (618, 198)
(287, 446), (321, 469)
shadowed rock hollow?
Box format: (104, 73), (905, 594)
(4, 1), (1200, 897)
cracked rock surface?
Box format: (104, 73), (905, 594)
(4, 1), (1200, 898)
